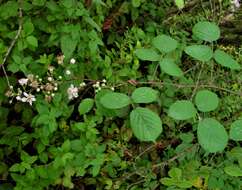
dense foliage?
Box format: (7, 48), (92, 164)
(0, 0), (241, 190)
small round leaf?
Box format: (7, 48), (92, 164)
(197, 118), (228, 153)
(168, 100), (197, 120)
(131, 87), (158, 103)
(229, 120), (242, 141)
(100, 92), (130, 109)
(214, 49), (241, 70)
(78, 98), (94, 115)
(132, 0), (141, 7)
(192, 21), (220, 42)
(135, 48), (160, 61)
(195, 90), (219, 112)
(26, 36), (38, 47)
(184, 45), (213, 62)
(159, 58), (183, 77)
(152, 35), (178, 53)
(130, 107), (162, 141)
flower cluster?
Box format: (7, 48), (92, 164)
(92, 79), (114, 93)
(16, 92), (36, 106)
(5, 55), (114, 105)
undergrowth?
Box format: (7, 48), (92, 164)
(0, 0), (241, 190)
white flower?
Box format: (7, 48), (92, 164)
(47, 77), (53, 82)
(66, 70), (71, 75)
(80, 82), (86, 87)
(54, 87), (58, 91)
(18, 78), (28, 86)
(58, 76), (62, 80)
(70, 58), (76, 64)
(111, 87), (115, 91)
(21, 92), (36, 105)
(232, 0), (240, 8)
(67, 84), (79, 100)
(102, 79), (106, 83)
(16, 96), (21, 101)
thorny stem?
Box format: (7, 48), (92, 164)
(0, 0), (23, 88)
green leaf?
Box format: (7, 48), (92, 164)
(61, 34), (78, 60)
(132, 0), (141, 7)
(152, 35), (178, 53)
(84, 17), (101, 32)
(195, 90), (219, 112)
(168, 100), (197, 120)
(78, 98), (94, 115)
(130, 107), (162, 142)
(175, 0), (185, 9)
(197, 118), (228, 153)
(135, 48), (160, 61)
(100, 92), (131, 109)
(229, 120), (242, 141)
(224, 165), (242, 177)
(214, 49), (241, 70)
(184, 45), (213, 62)
(169, 168), (182, 180)
(192, 21), (220, 42)
(23, 20), (34, 36)
(32, 0), (46, 6)
(26, 36), (38, 47)
(131, 87), (158, 103)
(9, 163), (21, 172)
(159, 58), (183, 77)
(160, 178), (176, 186)
(95, 90), (117, 117)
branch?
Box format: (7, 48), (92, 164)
(0, 0), (23, 87)
(152, 144), (198, 169)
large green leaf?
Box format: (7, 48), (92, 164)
(214, 49), (241, 70)
(168, 100), (197, 120)
(195, 90), (219, 112)
(130, 107), (162, 141)
(78, 98), (94, 115)
(159, 58), (183, 77)
(192, 21), (220, 42)
(184, 45), (213, 62)
(100, 92), (130, 109)
(229, 120), (242, 141)
(197, 118), (228, 153)
(131, 87), (158, 103)
(224, 165), (242, 177)
(135, 48), (160, 61)
(152, 35), (178, 53)
(95, 90), (117, 117)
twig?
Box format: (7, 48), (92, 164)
(135, 144), (156, 161)
(191, 64), (203, 99)
(126, 179), (145, 190)
(0, 0), (23, 88)
(152, 144), (198, 169)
